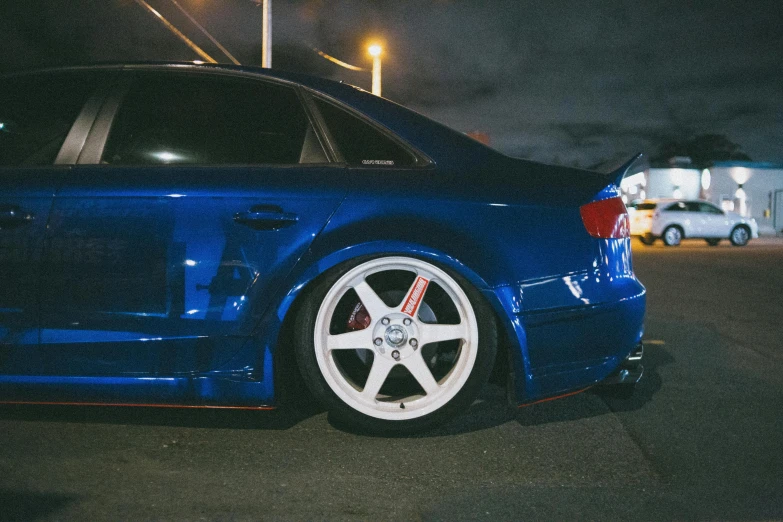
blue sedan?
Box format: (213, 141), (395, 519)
(0, 63), (645, 433)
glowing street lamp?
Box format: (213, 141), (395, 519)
(730, 167), (752, 216)
(368, 44), (382, 96)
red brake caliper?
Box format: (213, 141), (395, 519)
(346, 302), (371, 331)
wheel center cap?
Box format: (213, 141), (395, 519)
(384, 325), (407, 347)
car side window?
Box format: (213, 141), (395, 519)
(684, 202), (702, 212)
(102, 74), (322, 166)
(0, 72), (98, 166)
(699, 202), (723, 214)
(635, 203), (657, 211)
(313, 98), (417, 168)
(665, 202), (688, 212)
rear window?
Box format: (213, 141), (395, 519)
(0, 72), (97, 166)
(635, 203), (657, 210)
(313, 98), (417, 168)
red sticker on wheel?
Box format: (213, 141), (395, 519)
(401, 276), (429, 317)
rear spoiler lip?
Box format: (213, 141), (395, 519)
(600, 153), (645, 187)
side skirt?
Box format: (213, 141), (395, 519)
(0, 374), (274, 408)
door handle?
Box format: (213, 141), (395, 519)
(0, 205), (34, 230)
(234, 205), (299, 230)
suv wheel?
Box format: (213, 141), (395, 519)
(730, 226), (750, 246)
(662, 226), (682, 246)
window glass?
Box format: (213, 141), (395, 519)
(699, 202), (722, 214)
(0, 72), (97, 166)
(313, 98), (417, 167)
(665, 202), (688, 212)
(103, 75), (314, 165)
(635, 203), (657, 210)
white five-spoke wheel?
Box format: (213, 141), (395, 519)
(294, 256), (496, 433)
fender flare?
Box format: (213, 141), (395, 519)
(273, 240), (494, 326)
(271, 241), (531, 400)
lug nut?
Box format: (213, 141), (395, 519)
(409, 338), (418, 348)
(403, 318), (412, 326)
(381, 317), (390, 325)
(391, 350), (401, 360)
(374, 338), (383, 346)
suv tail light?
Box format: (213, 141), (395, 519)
(580, 197), (630, 238)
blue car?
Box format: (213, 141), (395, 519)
(0, 63), (645, 433)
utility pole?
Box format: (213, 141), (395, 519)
(262, 0), (272, 68)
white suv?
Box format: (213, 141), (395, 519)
(629, 199), (759, 246)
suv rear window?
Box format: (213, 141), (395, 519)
(665, 202), (688, 212)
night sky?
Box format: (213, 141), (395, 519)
(2, 0), (781, 167)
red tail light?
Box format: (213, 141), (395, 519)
(580, 197), (630, 238)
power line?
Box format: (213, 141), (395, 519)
(168, 0), (241, 65)
(133, 0), (217, 63)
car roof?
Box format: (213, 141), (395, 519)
(637, 198), (676, 203)
(638, 198), (717, 204)
(2, 61), (351, 92)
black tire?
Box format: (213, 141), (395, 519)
(730, 225), (750, 246)
(662, 226), (683, 246)
(638, 235), (655, 246)
(293, 255), (497, 434)
(706, 238), (721, 246)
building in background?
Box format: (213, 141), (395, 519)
(707, 162), (783, 236)
(620, 159), (783, 236)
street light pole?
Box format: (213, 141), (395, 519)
(262, 0), (272, 68)
(368, 44), (382, 96)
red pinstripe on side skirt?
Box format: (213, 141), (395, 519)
(517, 387), (592, 408)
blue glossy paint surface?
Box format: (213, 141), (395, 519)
(0, 167), (61, 358)
(0, 64), (646, 407)
(34, 165), (346, 377)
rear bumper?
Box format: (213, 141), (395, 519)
(632, 232), (656, 242)
(490, 276), (646, 403)
(630, 223), (653, 236)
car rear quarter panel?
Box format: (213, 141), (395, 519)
(260, 166), (645, 403)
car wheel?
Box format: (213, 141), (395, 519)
(706, 238), (721, 246)
(730, 225), (750, 246)
(662, 226), (682, 246)
(294, 256), (497, 434)
(638, 235), (655, 246)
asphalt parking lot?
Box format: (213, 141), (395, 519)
(2, 238), (782, 521)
